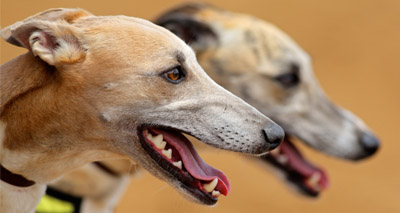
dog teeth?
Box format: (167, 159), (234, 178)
(310, 172), (321, 183)
(212, 190), (221, 198)
(162, 149), (172, 159)
(172, 161), (182, 169)
(146, 133), (153, 140)
(277, 155), (289, 164)
(146, 133), (166, 149)
(203, 178), (218, 193)
(269, 147), (288, 164)
(159, 141), (167, 150)
(306, 172), (321, 190)
(154, 140), (166, 150)
(152, 134), (163, 145)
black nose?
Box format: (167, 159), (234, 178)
(262, 123), (285, 151)
(360, 132), (380, 156)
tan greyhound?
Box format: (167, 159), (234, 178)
(0, 8), (285, 212)
(42, 3), (379, 212)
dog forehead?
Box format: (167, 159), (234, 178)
(77, 16), (194, 64)
(76, 16), (185, 48)
(192, 8), (312, 76)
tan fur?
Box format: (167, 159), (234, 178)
(47, 4), (380, 212)
(0, 8), (283, 211)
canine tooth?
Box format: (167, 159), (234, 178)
(172, 161), (182, 169)
(277, 155), (289, 164)
(307, 173), (321, 190)
(146, 133), (153, 140)
(158, 141), (167, 150)
(309, 173), (321, 183)
(203, 178), (218, 193)
(162, 149), (172, 159)
(212, 190), (221, 198)
(152, 134), (163, 145)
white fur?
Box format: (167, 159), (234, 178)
(0, 181), (46, 213)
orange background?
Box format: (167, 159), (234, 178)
(1, 0), (399, 212)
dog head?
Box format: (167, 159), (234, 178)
(0, 8), (284, 205)
(155, 3), (380, 196)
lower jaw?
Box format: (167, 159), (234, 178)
(138, 126), (218, 205)
(263, 154), (321, 197)
(181, 183), (218, 205)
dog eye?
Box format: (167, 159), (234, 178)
(274, 64), (300, 88)
(162, 67), (185, 83)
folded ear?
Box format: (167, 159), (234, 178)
(1, 8), (92, 46)
(154, 5), (218, 52)
(0, 8), (92, 65)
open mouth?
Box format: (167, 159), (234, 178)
(263, 136), (329, 197)
(138, 126), (230, 205)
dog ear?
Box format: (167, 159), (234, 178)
(155, 9), (217, 52)
(0, 8), (92, 65)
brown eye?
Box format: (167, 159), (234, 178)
(274, 63), (300, 88)
(162, 67), (185, 83)
(275, 73), (299, 88)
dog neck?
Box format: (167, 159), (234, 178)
(0, 163), (43, 212)
(0, 54), (121, 212)
(0, 160), (46, 213)
(0, 53), (52, 116)
(0, 179), (46, 212)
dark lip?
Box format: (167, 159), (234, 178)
(137, 125), (218, 205)
(261, 134), (321, 197)
(262, 154), (320, 197)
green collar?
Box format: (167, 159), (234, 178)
(36, 187), (82, 213)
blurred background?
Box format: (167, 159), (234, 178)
(1, 0), (399, 212)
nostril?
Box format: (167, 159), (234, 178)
(360, 132), (380, 155)
(268, 138), (282, 150)
(262, 123), (285, 151)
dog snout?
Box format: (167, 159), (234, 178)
(359, 131), (380, 157)
(262, 123), (285, 151)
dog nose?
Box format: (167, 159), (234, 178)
(360, 132), (380, 156)
(262, 123), (285, 151)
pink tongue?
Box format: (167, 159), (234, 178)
(150, 128), (230, 195)
(281, 139), (329, 189)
